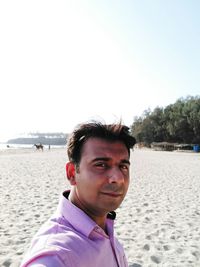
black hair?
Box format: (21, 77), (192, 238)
(67, 121), (136, 165)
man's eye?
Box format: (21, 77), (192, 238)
(95, 162), (107, 168)
(120, 164), (129, 170)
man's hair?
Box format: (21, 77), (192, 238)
(67, 121), (136, 165)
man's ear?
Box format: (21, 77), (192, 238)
(66, 162), (76, 185)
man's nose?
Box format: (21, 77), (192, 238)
(107, 167), (124, 183)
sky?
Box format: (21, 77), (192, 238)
(0, 0), (200, 142)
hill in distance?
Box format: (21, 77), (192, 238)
(7, 132), (68, 146)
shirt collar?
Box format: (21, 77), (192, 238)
(57, 190), (116, 238)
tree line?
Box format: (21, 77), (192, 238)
(131, 96), (200, 146)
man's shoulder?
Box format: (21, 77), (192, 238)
(20, 217), (82, 267)
(32, 216), (85, 248)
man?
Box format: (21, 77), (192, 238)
(21, 121), (136, 267)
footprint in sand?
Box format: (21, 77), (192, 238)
(143, 244), (150, 251)
(146, 209), (154, 213)
(191, 251), (200, 259)
(163, 244), (170, 251)
(129, 263), (142, 267)
(150, 255), (162, 264)
(145, 235), (152, 240)
(176, 247), (183, 254)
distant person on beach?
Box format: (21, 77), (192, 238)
(21, 121), (136, 267)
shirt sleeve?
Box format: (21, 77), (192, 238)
(26, 254), (67, 267)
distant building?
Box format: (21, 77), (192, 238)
(151, 142), (177, 151)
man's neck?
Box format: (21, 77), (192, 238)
(69, 189), (107, 231)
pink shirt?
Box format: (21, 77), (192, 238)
(20, 191), (128, 267)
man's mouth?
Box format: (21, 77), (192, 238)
(100, 192), (123, 198)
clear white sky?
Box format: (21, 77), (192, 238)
(0, 0), (200, 142)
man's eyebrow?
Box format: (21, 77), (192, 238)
(121, 159), (130, 165)
(92, 157), (130, 165)
(92, 157), (110, 162)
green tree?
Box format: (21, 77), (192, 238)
(131, 95), (200, 145)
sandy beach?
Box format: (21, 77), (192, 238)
(0, 148), (200, 267)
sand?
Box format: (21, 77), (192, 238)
(0, 148), (200, 267)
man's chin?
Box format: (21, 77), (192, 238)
(102, 200), (123, 212)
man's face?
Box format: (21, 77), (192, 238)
(73, 137), (130, 217)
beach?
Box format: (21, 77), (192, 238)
(0, 148), (200, 267)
